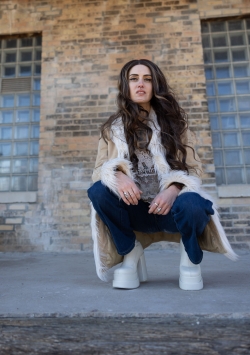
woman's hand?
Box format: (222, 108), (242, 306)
(148, 185), (180, 215)
(116, 171), (142, 205)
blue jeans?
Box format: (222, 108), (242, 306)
(88, 181), (214, 264)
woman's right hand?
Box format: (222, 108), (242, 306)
(116, 171), (142, 205)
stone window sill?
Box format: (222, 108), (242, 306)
(0, 192), (37, 203)
(218, 185), (250, 198)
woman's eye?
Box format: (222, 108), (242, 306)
(129, 77), (137, 81)
(145, 78), (152, 82)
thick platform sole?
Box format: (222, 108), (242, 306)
(179, 274), (203, 291)
(113, 254), (148, 289)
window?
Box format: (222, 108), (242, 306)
(202, 19), (250, 186)
(0, 35), (41, 192)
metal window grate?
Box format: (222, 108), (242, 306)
(0, 34), (42, 192)
(202, 18), (250, 185)
(1, 78), (32, 93)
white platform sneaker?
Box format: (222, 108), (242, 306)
(179, 240), (203, 291)
(113, 241), (148, 289)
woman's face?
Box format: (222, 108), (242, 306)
(128, 64), (153, 111)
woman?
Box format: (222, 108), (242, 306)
(87, 59), (237, 290)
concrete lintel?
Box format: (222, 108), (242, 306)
(0, 192), (37, 203)
(218, 185), (250, 198)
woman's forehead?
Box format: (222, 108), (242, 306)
(128, 64), (151, 76)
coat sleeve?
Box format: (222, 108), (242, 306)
(92, 136), (109, 183)
(158, 129), (203, 193)
(92, 135), (134, 197)
(181, 128), (203, 179)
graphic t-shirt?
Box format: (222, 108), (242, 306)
(134, 129), (160, 203)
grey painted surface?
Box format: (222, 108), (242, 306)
(0, 249), (249, 317)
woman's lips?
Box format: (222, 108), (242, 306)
(136, 91), (146, 94)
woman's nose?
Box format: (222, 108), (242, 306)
(137, 79), (144, 87)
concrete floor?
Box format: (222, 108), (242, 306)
(0, 249), (249, 317)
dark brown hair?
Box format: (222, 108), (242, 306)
(101, 59), (192, 172)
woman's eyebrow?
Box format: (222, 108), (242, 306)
(129, 73), (152, 76)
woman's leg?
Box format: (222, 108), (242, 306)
(171, 192), (214, 264)
(155, 192), (213, 264)
(87, 181), (160, 255)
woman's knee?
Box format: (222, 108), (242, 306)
(87, 181), (108, 202)
(174, 192), (213, 218)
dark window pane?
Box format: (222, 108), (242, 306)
(242, 132), (250, 146)
(30, 141), (39, 155)
(0, 143), (12, 156)
(4, 66), (15, 77)
(217, 82), (233, 95)
(5, 39), (17, 48)
(208, 99), (217, 112)
(0, 127), (12, 140)
(212, 132), (221, 147)
(214, 150), (223, 166)
(219, 98), (235, 112)
(214, 50), (229, 62)
(235, 81), (250, 94)
(32, 109), (40, 122)
(234, 64), (249, 77)
(238, 97), (250, 111)
(13, 159), (28, 173)
(0, 177), (10, 191)
(240, 115), (250, 128)
(232, 49), (247, 62)
(223, 133), (238, 146)
(215, 168), (225, 185)
(206, 82), (215, 96)
(212, 36), (227, 47)
(29, 158), (38, 173)
(210, 116), (219, 130)
(0, 160), (11, 174)
(228, 20), (243, 31)
(201, 23), (209, 33)
(20, 51), (32, 61)
(205, 67), (213, 79)
(211, 22), (226, 32)
(35, 50), (42, 60)
(221, 115), (237, 129)
(19, 65), (32, 76)
(2, 95), (14, 107)
(28, 175), (38, 191)
(216, 66), (230, 79)
(35, 37), (42, 46)
(226, 168), (244, 184)
(1, 111), (14, 123)
(5, 52), (16, 63)
(230, 34), (245, 46)
(34, 64), (41, 75)
(225, 150), (242, 166)
(11, 176), (26, 191)
(21, 38), (33, 47)
(244, 150), (250, 164)
(14, 142), (29, 156)
(16, 110), (30, 122)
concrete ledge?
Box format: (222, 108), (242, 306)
(218, 185), (250, 198)
(0, 192), (37, 203)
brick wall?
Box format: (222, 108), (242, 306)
(0, 0), (249, 251)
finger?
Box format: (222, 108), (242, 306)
(148, 202), (160, 214)
(124, 190), (139, 205)
(128, 190), (139, 205)
(161, 206), (171, 215)
(119, 191), (130, 205)
(133, 187), (142, 200)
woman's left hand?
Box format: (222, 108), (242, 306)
(148, 185), (180, 215)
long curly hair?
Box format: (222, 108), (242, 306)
(101, 59), (192, 173)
